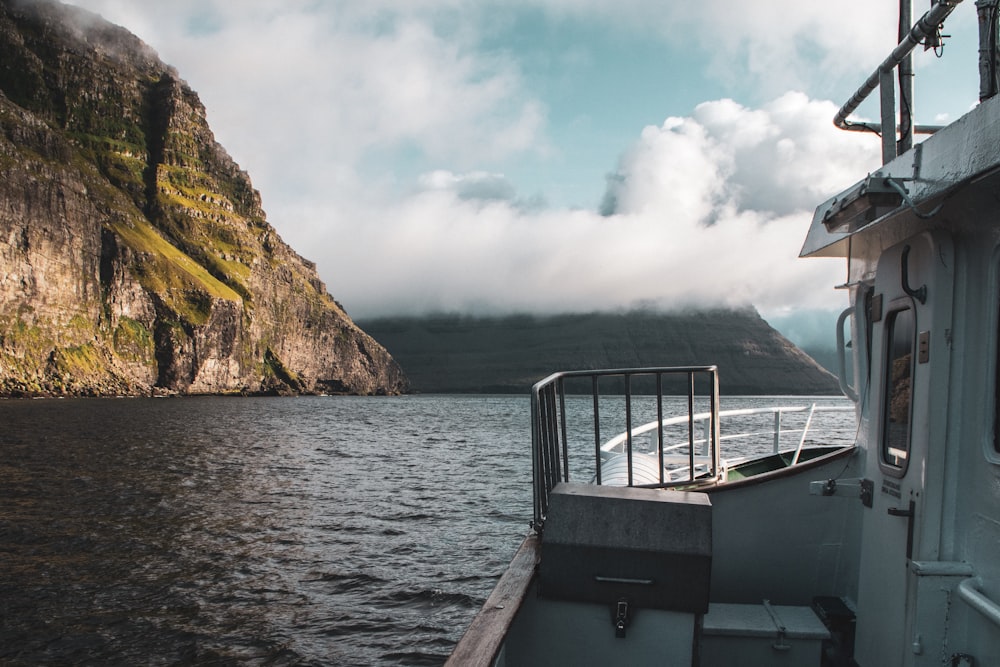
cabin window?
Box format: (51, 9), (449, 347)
(882, 307), (914, 472)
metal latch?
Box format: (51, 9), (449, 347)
(809, 477), (874, 508)
(613, 599), (630, 638)
(763, 599), (791, 652)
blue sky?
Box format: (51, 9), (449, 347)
(62, 1), (982, 348)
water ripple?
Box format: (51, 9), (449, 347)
(0, 395), (533, 665)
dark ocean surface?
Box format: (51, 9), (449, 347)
(0, 394), (853, 665)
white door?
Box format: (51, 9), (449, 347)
(853, 232), (953, 667)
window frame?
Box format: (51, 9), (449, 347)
(880, 302), (915, 477)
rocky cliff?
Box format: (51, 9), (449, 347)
(0, 0), (407, 396)
(360, 309), (842, 395)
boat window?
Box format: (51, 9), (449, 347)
(882, 307), (914, 472)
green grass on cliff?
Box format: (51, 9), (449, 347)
(154, 164), (256, 300)
(263, 347), (303, 392)
(49, 343), (102, 377)
(112, 317), (155, 363)
(0, 315), (120, 395)
(71, 132), (147, 199)
(0, 317), (49, 374)
(108, 215), (241, 325)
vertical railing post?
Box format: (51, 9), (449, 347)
(702, 419), (710, 457)
(531, 390), (541, 529)
(625, 373), (633, 487)
(773, 411), (782, 453)
(543, 385), (560, 495)
(710, 368), (720, 480)
(558, 377), (569, 483)
(537, 386), (551, 501)
(657, 373), (665, 484)
(687, 372), (695, 482)
(592, 376), (602, 485)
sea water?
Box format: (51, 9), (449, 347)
(0, 394), (852, 665)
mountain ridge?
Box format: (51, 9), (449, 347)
(359, 309), (842, 395)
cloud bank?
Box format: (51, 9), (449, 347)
(61, 0), (898, 343)
(303, 93), (879, 320)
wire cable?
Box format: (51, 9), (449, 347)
(885, 177), (945, 219)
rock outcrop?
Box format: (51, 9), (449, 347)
(360, 309), (842, 395)
(0, 0), (407, 396)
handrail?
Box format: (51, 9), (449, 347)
(834, 0), (963, 134)
(530, 366), (720, 533)
(957, 577), (1000, 628)
(836, 307), (859, 402)
(790, 403), (816, 465)
(444, 535), (540, 667)
(601, 404), (854, 455)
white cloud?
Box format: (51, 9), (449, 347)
(292, 93), (879, 325)
(418, 170), (519, 203)
(603, 93), (879, 220)
(66, 0), (548, 200)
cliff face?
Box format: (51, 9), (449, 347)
(360, 309), (842, 395)
(0, 0), (407, 396)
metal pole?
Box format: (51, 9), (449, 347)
(531, 390), (541, 529)
(592, 376), (602, 485)
(898, 0), (914, 155)
(625, 374), (633, 487)
(977, 0), (1000, 100)
(558, 378), (569, 483)
(958, 577), (1000, 627)
(710, 370), (721, 479)
(687, 373), (695, 482)
(773, 411), (782, 453)
(835, 1), (963, 132)
(880, 68), (897, 163)
(656, 373), (665, 484)
(791, 404), (817, 466)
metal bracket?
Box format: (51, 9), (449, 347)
(821, 175), (904, 232)
(918, 330), (931, 364)
(809, 477), (874, 508)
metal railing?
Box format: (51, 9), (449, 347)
(530, 366), (721, 532)
(958, 576), (1000, 628)
(834, 0), (964, 163)
(601, 403), (855, 468)
(529, 366), (858, 533)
